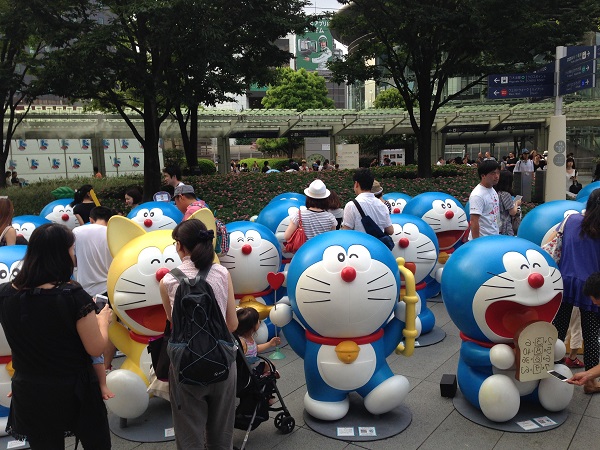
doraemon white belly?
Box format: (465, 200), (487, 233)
(317, 344), (376, 390)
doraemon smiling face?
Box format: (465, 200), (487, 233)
(442, 236), (562, 343)
(288, 231), (400, 338)
(403, 193), (468, 251)
(128, 201), (183, 231)
(40, 199), (79, 230)
(219, 222), (282, 294)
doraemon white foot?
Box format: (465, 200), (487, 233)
(364, 375), (410, 415)
(304, 393), (349, 421)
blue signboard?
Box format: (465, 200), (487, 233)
(488, 73), (553, 87)
(487, 84), (554, 100)
(558, 46), (596, 95)
(559, 76), (595, 96)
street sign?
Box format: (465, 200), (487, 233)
(285, 129), (330, 138)
(488, 72), (553, 87)
(557, 45), (596, 95)
(488, 84), (555, 100)
(441, 124), (489, 133)
(229, 130), (280, 138)
(559, 76), (595, 95)
(561, 60), (594, 82)
(492, 122), (542, 131)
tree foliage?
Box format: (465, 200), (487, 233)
(329, 0), (600, 177)
(373, 88), (406, 109)
(34, 0), (312, 197)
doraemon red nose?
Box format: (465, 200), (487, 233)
(61, 214), (69, 221)
(341, 266), (356, 282)
(393, 207), (401, 214)
(445, 210), (454, 219)
(242, 244), (252, 255)
(528, 272), (544, 289)
(155, 267), (170, 281)
(144, 219), (153, 228)
(399, 238), (409, 248)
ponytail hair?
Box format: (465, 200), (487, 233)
(172, 220), (214, 271)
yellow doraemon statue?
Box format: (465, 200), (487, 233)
(104, 216), (181, 419)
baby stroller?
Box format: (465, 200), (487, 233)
(234, 336), (295, 450)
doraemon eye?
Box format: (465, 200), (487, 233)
(229, 231), (246, 249)
(0, 264), (9, 281)
(432, 200), (447, 213)
(9, 261), (22, 280)
(322, 245), (347, 273)
(346, 245), (371, 272)
(21, 223), (34, 232)
(138, 247), (169, 275)
(525, 249), (550, 277)
(54, 206), (65, 213)
(503, 251), (537, 281)
(163, 245), (180, 269)
(149, 208), (164, 219)
(245, 230), (262, 247)
(12, 224), (21, 233)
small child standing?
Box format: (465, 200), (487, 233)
(235, 307), (280, 370)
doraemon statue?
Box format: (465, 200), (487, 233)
(12, 215), (51, 242)
(40, 199), (79, 230)
(105, 216), (181, 419)
(383, 192), (412, 214)
(270, 192), (307, 204)
(403, 192), (469, 298)
(576, 181), (600, 202)
(0, 246), (26, 435)
(256, 198), (305, 263)
(517, 200), (584, 246)
(127, 201), (183, 231)
(390, 214), (438, 335)
(219, 221), (283, 343)
(270, 231), (416, 421)
(441, 236), (573, 422)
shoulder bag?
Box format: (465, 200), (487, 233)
(352, 200), (394, 250)
(541, 216), (569, 264)
(284, 210), (307, 253)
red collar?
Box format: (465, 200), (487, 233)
(129, 330), (152, 344)
(306, 328), (384, 346)
(460, 331), (514, 349)
(234, 287), (273, 300)
(0, 355), (11, 364)
(282, 257), (292, 264)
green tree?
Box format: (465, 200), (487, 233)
(330, 0), (599, 177)
(373, 87), (406, 109)
(36, 0), (312, 198)
(261, 68), (334, 158)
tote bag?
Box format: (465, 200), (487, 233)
(284, 210), (307, 253)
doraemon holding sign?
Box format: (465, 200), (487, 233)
(270, 231), (413, 421)
(441, 236), (573, 422)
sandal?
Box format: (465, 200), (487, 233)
(564, 357), (585, 369)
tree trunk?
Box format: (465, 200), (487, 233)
(142, 98), (162, 201)
(188, 107), (198, 169)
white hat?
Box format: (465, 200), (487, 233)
(304, 179), (330, 199)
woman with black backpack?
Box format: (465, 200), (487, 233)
(160, 219), (238, 449)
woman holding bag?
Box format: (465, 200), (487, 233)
(284, 179), (337, 246)
(552, 189), (600, 393)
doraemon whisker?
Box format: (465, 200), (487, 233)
(484, 294), (516, 301)
(119, 299), (147, 306)
(367, 297), (391, 301)
(306, 275), (330, 285)
(417, 242), (434, 249)
(367, 273), (387, 284)
(300, 288), (331, 294)
(486, 272), (513, 282)
(121, 278), (145, 287)
(416, 256), (437, 261)
(259, 264), (279, 268)
(481, 284), (515, 289)
(260, 249), (275, 256)
(368, 284), (393, 292)
(158, 223), (170, 228)
(259, 255), (279, 261)
(423, 215), (441, 222)
(303, 299), (331, 303)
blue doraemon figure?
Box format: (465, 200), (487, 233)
(390, 214), (438, 335)
(256, 198), (305, 264)
(0, 246), (26, 435)
(12, 215), (51, 242)
(517, 200), (584, 246)
(270, 192), (307, 204)
(441, 236), (573, 422)
(40, 199), (79, 230)
(383, 192), (412, 214)
(127, 201), (183, 231)
(403, 192), (469, 299)
(270, 231), (413, 421)
(219, 222), (284, 343)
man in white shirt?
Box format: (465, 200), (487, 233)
(469, 160), (500, 239)
(162, 165), (184, 188)
(342, 168), (394, 235)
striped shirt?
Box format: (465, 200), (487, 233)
(291, 209), (337, 239)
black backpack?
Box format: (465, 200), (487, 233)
(167, 267), (236, 386)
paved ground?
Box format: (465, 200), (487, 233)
(53, 299), (600, 450)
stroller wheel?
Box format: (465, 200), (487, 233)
(275, 412), (295, 434)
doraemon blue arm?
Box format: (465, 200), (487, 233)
(441, 236), (573, 422)
(270, 231), (414, 421)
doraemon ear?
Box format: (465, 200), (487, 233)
(188, 208), (217, 249)
(107, 216), (146, 257)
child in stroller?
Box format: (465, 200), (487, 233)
(234, 308), (295, 448)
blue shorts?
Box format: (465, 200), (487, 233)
(91, 354), (104, 365)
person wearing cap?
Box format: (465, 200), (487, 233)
(371, 180), (392, 213)
(173, 184), (207, 220)
(513, 148), (534, 172)
(341, 168), (393, 235)
(284, 180), (337, 242)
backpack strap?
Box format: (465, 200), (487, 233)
(170, 266), (212, 289)
(352, 199), (367, 218)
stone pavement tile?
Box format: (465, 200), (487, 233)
(273, 355), (307, 397)
(582, 389), (600, 418)
(428, 301), (452, 328)
(266, 425), (354, 450)
(424, 346), (460, 385)
(568, 415), (600, 449)
(417, 409), (502, 450)
(352, 379), (456, 450)
(493, 412), (582, 450)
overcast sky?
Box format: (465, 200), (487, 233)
(305, 0), (343, 13)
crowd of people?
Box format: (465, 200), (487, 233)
(228, 158), (339, 173)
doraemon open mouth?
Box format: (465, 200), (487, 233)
(485, 293), (562, 339)
(124, 305), (167, 333)
(436, 230), (465, 249)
